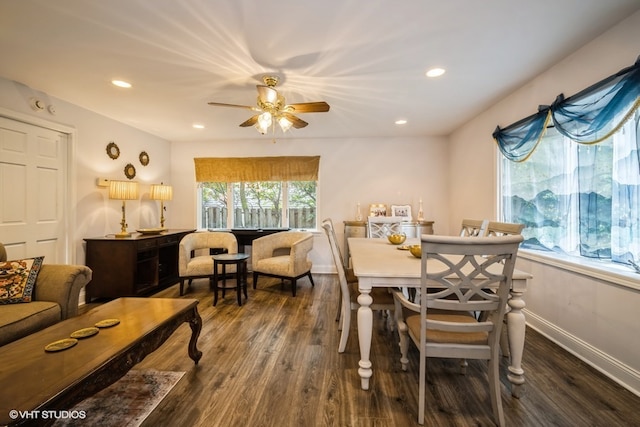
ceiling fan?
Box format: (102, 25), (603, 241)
(207, 75), (330, 134)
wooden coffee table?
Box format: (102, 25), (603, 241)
(0, 297), (202, 426)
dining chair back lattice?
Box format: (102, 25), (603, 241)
(459, 219), (489, 237)
(393, 234), (523, 426)
(367, 216), (402, 238)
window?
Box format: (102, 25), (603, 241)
(194, 156), (320, 230)
(500, 111), (640, 267)
(199, 181), (317, 230)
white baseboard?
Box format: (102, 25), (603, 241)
(311, 263), (336, 275)
(525, 310), (640, 398)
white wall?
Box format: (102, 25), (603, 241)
(448, 11), (640, 395)
(169, 136), (449, 272)
(0, 77), (172, 265)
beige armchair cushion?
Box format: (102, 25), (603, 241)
(252, 232), (312, 278)
(252, 231), (314, 296)
(178, 231), (238, 295)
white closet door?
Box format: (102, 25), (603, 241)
(0, 116), (67, 263)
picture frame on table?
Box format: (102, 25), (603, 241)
(369, 204), (387, 217)
(391, 204), (412, 221)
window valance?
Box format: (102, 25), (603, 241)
(494, 55), (640, 162)
(194, 156), (320, 182)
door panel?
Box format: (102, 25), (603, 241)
(0, 116), (67, 263)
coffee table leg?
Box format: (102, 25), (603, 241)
(188, 307), (203, 364)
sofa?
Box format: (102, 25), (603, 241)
(0, 243), (92, 346)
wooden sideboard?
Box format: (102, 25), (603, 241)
(84, 229), (195, 302)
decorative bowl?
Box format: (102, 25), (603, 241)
(136, 228), (166, 235)
(409, 245), (422, 258)
(387, 233), (407, 245)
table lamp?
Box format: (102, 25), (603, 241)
(109, 180), (139, 238)
(150, 183), (173, 229)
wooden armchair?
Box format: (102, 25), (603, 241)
(252, 231), (314, 297)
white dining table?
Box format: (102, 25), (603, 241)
(347, 237), (532, 397)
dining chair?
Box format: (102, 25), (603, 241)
(322, 218), (358, 322)
(252, 231), (314, 297)
(485, 220), (525, 236)
(459, 218), (489, 237)
(484, 220), (525, 356)
(178, 231), (238, 296)
(367, 216), (402, 238)
(322, 219), (395, 353)
(393, 234), (523, 426)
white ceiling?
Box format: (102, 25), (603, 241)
(1, 0), (639, 142)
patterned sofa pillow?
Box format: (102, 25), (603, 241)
(0, 256), (44, 304)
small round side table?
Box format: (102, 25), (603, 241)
(212, 253), (250, 306)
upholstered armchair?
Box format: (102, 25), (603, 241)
(252, 231), (314, 297)
(178, 231), (238, 296)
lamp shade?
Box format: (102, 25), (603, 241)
(150, 184), (173, 201)
(109, 180), (139, 200)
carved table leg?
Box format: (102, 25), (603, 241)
(188, 308), (203, 364)
(357, 289), (373, 390)
(507, 290), (526, 397)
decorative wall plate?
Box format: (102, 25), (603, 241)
(106, 141), (120, 159)
(139, 151), (149, 166)
(124, 163), (136, 179)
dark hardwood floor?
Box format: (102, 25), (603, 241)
(84, 274), (640, 426)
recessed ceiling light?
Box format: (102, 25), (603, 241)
(395, 119), (407, 125)
(193, 124), (205, 129)
(425, 68), (446, 78)
(111, 80), (132, 88)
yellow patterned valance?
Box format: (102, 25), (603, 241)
(194, 156), (320, 182)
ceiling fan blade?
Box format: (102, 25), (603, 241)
(239, 115), (259, 127)
(257, 85), (279, 104)
(287, 101), (330, 113)
(282, 113), (308, 129)
(208, 101), (257, 110)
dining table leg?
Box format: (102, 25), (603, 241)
(507, 289), (527, 397)
(357, 288), (374, 390)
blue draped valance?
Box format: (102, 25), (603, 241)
(494, 55), (640, 162)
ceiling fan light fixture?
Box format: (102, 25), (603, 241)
(207, 74), (329, 136)
(278, 116), (293, 132)
(256, 112), (272, 134)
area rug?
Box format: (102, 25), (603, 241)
(53, 370), (185, 427)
